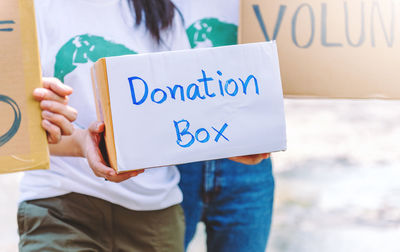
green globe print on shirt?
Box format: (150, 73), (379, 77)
(186, 18), (238, 48)
(54, 34), (137, 82)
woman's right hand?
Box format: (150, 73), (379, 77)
(81, 121), (144, 183)
(33, 77), (77, 144)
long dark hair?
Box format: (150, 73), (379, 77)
(131, 0), (176, 43)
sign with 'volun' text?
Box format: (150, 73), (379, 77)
(92, 42), (286, 172)
(239, 0), (400, 99)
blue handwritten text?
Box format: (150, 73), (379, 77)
(174, 119), (229, 148)
(128, 70), (259, 105)
(0, 20), (15, 32)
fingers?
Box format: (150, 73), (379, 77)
(229, 153), (271, 165)
(250, 155), (265, 164)
(33, 77), (72, 105)
(33, 88), (69, 104)
(87, 151), (115, 178)
(85, 126), (143, 183)
(105, 170), (145, 183)
(86, 135), (114, 178)
(88, 121), (105, 134)
(42, 77), (73, 97)
(229, 156), (260, 165)
(42, 119), (61, 144)
(40, 100), (77, 137)
(40, 100), (78, 122)
(86, 137), (144, 182)
(42, 110), (74, 135)
(34, 77), (76, 144)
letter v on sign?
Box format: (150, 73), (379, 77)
(252, 5), (286, 41)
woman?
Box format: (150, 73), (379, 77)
(19, 0), (188, 251)
(174, 1), (275, 251)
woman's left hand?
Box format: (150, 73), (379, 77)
(82, 121), (145, 183)
(228, 153), (270, 165)
(33, 77), (78, 144)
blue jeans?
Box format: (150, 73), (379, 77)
(177, 158), (274, 252)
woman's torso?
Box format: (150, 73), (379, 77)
(20, 0), (190, 211)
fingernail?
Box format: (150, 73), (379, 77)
(41, 100), (50, 108)
(63, 85), (73, 91)
(33, 89), (45, 99)
(95, 122), (102, 131)
(43, 119), (51, 127)
(108, 171), (114, 176)
(42, 110), (52, 118)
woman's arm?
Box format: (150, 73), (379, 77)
(48, 128), (86, 157)
(35, 78), (142, 182)
(50, 121), (144, 182)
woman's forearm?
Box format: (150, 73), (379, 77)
(49, 128), (86, 157)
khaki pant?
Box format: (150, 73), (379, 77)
(18, 193), (184, 252)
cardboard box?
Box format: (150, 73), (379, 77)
(91, 42), (286, 172)
(0, 0), (49, 173)
(239, 0), (400, 99)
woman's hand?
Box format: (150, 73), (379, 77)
(228, 153), (270, 165)
(33, 77), (78, 144)
(81, 121), (144, 183)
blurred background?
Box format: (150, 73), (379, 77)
(2, 99), (400, 251)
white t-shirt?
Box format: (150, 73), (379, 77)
(173, 0), (239, 48)
(19, 0), (190, 211)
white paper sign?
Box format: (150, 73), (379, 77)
(106, 42), (286, 171)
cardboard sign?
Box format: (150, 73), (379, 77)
(239, 0), (400, 99)
(0, 0), (49, 173)
(92, 42), (286, 172)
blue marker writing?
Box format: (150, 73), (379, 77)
(173, 119), (229, 148)
(0, 20), (15, 32)
(174, 119), (195, 148)
(128, 70), (259, 106)
(0, 95), (21, 146)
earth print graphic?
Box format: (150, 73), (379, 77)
(187, 18), (237, 48)
(54, 34), (137, 82)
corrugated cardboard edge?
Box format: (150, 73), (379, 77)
(91, 59), (119, 173)
(238, 0), (245, 44)
(0, 0), (49, 174)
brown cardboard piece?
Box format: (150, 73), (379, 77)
(0, 0), (49, 173)
(91, 59), (118, 172)
(239, 0), (400, 99)
(91, 43), (286, 173)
